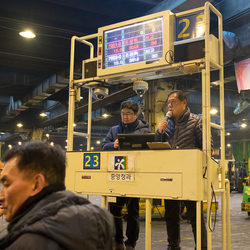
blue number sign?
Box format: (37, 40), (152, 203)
(83, 153), (100, 169)
(175, 11), (205, 41)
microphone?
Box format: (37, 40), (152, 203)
(161, 111), (172, 135)
(163, 111), (172, 121)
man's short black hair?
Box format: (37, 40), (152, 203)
(168, 90), (187, 102)
(120, 100), (139, 113)
(2, 141), (65, 185)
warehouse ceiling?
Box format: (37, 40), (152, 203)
(0, 0), (250, 153)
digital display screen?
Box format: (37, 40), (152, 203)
(103, 17), (163, 69)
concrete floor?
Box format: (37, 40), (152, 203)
(0, 192), (248, 249)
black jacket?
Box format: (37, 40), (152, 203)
(102, 119), (151, 150)
(0, 184), (115, 250)
(155, 107), (203, 149)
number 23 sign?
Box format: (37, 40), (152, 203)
(175, 12), (205, 41)
(84, 153), (100, 169)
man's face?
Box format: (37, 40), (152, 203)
(167, 93), (187, 119)
(0, 157), (36, 222)
(121, 108), (139, 124)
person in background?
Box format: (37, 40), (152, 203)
(155, 90), (207, 250)
(0, 141), (115, 250)
(102, 100), (151, 250)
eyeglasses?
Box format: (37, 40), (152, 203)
(121, 112), (135, 116)
(167, 100), (181, 106)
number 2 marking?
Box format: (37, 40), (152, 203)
(177, 14), (205, 39)
(178, 18), (190, 39)
(85, 155), (91, 167)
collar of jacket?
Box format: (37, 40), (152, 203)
(173, 106), (190, 125)
(121, 119), (139, 133)
(7, 183), (65, 232)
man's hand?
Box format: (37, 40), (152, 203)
(114, 139), (119, 149)
(158, 120), (168, 134)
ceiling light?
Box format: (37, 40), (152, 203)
(46, 133), (50, 138)
(102, 113), (109, 118)
(0, 132), (5, 135)
(40, 112), (47, 117)
(227, 143), (231, 147)
(19, 30), (36, 38)
(18, 141), (22, 145)
(91, 147), (94, 150)
(50, 142), (54, 146)
(226, 132), (231, 136)
(17, 123), (23, 127)
(8, 144), (12, 149)
(96, 140), (101, 144)
(241, 123), (247, 128)
(210, 109), (218, 115)
(73, 123), (76, 127)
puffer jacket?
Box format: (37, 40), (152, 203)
(102, 119), (151, 150)
(0, 185), (115, 250)
(155, 107), (203, 149)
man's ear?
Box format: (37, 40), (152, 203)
(135, 112), (139, 118)
(31, 174), (46, 196)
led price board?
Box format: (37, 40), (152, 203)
(97, 10), (174, 78)
(103, 17), (163, 69)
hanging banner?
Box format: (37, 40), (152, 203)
(235, 58), (250, 92)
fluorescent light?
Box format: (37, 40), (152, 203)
(17, 123), (23, 127)
(19, 30), (36, 38)
(40, 112), (47, 117)
(241, 123), (247, 128)
(210, 109), (218, 115)
(102, 113), (109, 118)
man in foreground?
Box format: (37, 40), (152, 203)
(102, 100), (151, 250)
(0, 141), (115, 249)
(155, 90), (207, 250)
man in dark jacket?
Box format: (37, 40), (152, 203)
(155, 90), (207, 250)
(0, 141), (115, 250)
(102, 100), (151, 250)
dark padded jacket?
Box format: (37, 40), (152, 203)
(0, 185), (115, 250)
(155, 107), (203, 149)
(102, 119), (151, 150)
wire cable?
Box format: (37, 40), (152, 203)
(208, 183), (217, 232)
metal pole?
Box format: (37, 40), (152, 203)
(204, 3), (212, 249)
(67, 36), (77, 151)
(196, 201), (201, 250)
(87, 88), (92, 151)
(145, 198), (152, 250)
(225, 180), (231, 250)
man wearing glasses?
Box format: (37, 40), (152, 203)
(155, 90), (207, 250)
(102, 100), (151, 250)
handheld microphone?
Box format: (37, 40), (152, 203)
(161, 111), (172, 135)
(163, 111), (172, 121)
